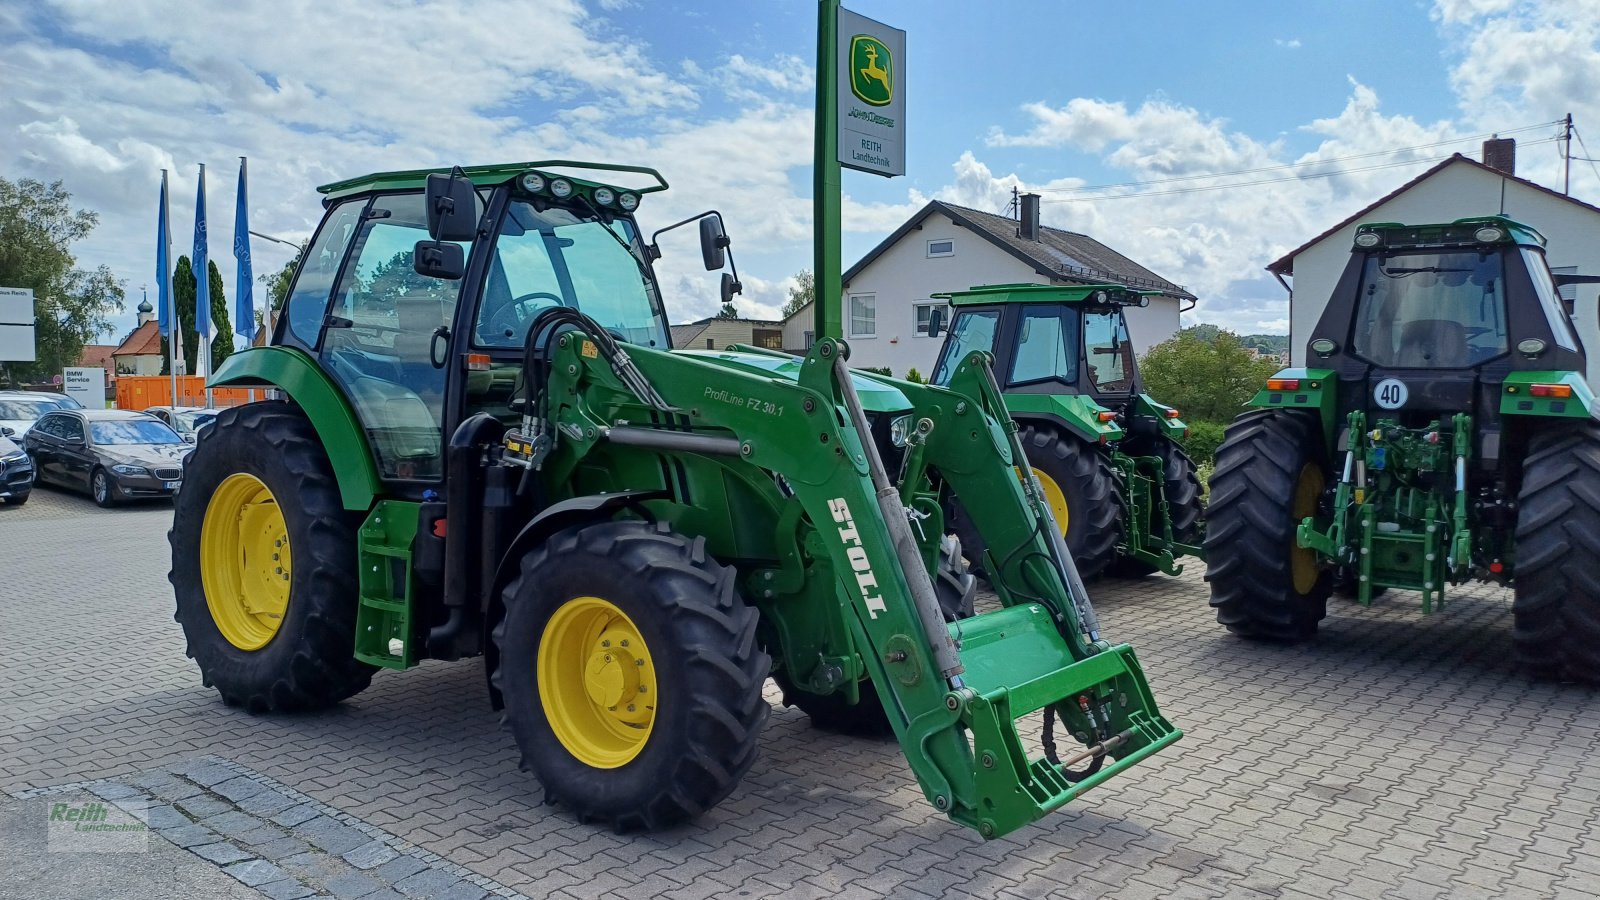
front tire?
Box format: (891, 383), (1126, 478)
(1513, 424), (1600, 683)
(493, 520), (770, 831)
(1204, 410), (1331, 640)
(92, 468), (117, 507)
(169, 402), (375, 712)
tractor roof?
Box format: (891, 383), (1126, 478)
(1353, 215), (1547, 251)
(316, 160), (670, 203)
(932, 282), (1157, 307)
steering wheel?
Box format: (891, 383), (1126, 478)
(485, 292), (565, 343)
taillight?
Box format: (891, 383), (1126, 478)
(1267, 378), (1300, 391)
(1096, 411), (1117, 423)
(1530, 383), (1573, 398)
(1164, 408), (1182, 419)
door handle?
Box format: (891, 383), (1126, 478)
(429, 326), (450, 369)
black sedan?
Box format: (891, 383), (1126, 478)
(0, 428), (31, 506)
(25, 409), (192, 507)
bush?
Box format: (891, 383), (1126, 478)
(862, 366), (893, 376)
(904, 367), (925, 384)
(1179, 419), (1228, 468)
(1140, 327), (1280, 423)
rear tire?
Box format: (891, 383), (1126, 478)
(1110, 437), (1203, 578)
(493, 520), (770, 831)
(1513, 423), (1600, 683)
(1019, 425), (1124, 581)
(1204, 410), (1331, 640)
(169, 402), (375, 712)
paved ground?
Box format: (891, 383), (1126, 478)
(2, 486), (1598, 900)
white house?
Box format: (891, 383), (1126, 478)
(786, 195), (1195, 377)
(1269, 140), (1600, 380)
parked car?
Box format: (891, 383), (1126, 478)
(0, 390), (84, 438)
(0, 428), (32, 506)
(24, 409), (191, 507)
(143, 406), (218, 442)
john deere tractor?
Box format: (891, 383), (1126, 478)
(929, 284), (1203, 580)
(169, 161), (1178, 838)
(1206, 216), (1600, 682)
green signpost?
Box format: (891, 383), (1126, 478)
(813, 1), (906, 342)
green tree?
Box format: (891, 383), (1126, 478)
(0, 177), (123, 384)
(715, 302), (739, 319)
(264, 242), (306, 311)
(782, 269), (814, 318)
(160, 257), (234, 374)
(1140, 326), (1280, 466)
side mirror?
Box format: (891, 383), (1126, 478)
(0, 426), (12, 438)
(927, 308), (946, 339)
(184, 433), (197, 444)
(720, 272), (743, 304)
(413, 240), (465, 280)
(700, 216), (729, 271)
(424, 170), (478, 242)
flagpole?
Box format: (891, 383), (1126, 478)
(162, 169), (178, 407)
(241, 156), (256, 404)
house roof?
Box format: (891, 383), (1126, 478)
(1267, 154), (1600, 275)
(111, 321), (162, 357)
(842, 199), (1195, 301)
(76, 344), (117, 371)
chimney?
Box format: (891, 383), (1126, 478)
(1483, 136), (1516, 175)
(1019, 192), (1041, 241)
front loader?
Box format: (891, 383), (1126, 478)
(169, 161), (1179, 839)
(930, 284), (1204, 580)
(1205, 216), (1600, 682)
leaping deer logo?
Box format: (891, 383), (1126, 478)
(849, 35), (893, 106)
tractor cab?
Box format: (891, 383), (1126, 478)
(1295, 217), (1588, 443)
(270, 162), (728, 491)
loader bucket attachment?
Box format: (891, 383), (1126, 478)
(946, 602), (1179, 837)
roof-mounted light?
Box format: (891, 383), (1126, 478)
(618, 192), (639, 212)
(549, 178), (574, 199)
(593, 186), (616, 206)
(1353, 232), (1382, 249)
(1092, 290), (1108, 303)
(1475, 225), (1506, 243)
(520, 173), (546, 194)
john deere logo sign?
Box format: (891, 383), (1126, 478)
(849, 35), (893, 107)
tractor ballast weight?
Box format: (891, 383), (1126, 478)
(1206, 216), (1600, 682)
(929, 283), (1204, 580)
(170, 161), (1179, 839)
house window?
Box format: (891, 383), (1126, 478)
(803, 330), (814, 349)
(753, 328), (783, 349)
(705, 338), (715, 349)
(849, 294), (876, 337)
(914, 302), (950, 337)
(926, 239), (955, 258)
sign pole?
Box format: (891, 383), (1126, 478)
(814, 0), (843, 343)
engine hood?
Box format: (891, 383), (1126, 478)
(675, 349), (911, 413)
(99, 443), (193, 468)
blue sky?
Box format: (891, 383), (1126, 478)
(3, 0), (1597, 343)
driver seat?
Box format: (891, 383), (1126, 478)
(394, 294), (451, 408)
(1394, 319), (1469, 368)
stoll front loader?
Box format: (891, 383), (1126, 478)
(168, 159), (1179, 837)
(1205, 216), (1600, 683)
(930, 284), (1204, 580)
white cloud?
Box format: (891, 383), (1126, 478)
(1275, 38), (1302, 49)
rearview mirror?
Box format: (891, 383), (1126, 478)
(413, 240), (465, 280)
(424, 170), (478, 242)
(720, 272), (743, 304)
(927, 308), (946, 339)
(700, 216), (729, 271)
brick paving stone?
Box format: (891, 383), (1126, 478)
(258, 880), (318, 900)
(326, 871), (385, 899)
(191, 842), (255, 865)
(224, 858), (288, 887)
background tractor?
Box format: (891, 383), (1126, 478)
(929, 283), (1204, 580)
(1205, 216), (1600, 683)
(169, 161), (1179, 839)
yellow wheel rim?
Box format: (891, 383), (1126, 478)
(1020, 467), (1070, 536)
(200, 473), (290, 651)
(538, 597), (657, 769)
(1290, 463), (1325, 595)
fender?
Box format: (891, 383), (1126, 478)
(482, 489), (666, 709)
(1002, 393), (1123, 446)
(209, 347), (382, 511)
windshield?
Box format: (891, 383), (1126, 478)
(1352, 250), (1507, 368)
(167, 410), (216, 434)
(0, 399), (63, 421)
(475, 200), (667, 350)
(932, 309), (1000, 385)
(1083, 309), (1134, 392)
(90, 419), (184, 445)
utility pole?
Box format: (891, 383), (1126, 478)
(1564, 113), (1574, 195)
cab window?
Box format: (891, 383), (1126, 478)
(1083, 309), (1134, 393)
(1010, 304), (1078, 385)
(931, 309), (999, 386)
(285, 199), (366, 346)
(1352, 251), (1508, 368)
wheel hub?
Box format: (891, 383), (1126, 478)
(539, 597), (657, 767)
(200, 473), (290, 651)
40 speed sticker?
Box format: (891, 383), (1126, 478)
(1374, 378), (1409, 410)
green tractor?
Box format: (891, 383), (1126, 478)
(928, 283), (1204, 580)
(168, 160), (1179, 838)
(1205, 215), (1600, 682)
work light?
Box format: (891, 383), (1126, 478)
(549, 178), (575, 199)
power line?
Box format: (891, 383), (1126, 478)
(1039, 137), (1562, 203)
(1572, 125), (1600, 185)
(1029, 118), (1564, 197)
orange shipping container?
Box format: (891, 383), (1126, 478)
(115, 376), (257, 412)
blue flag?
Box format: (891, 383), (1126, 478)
(234, 157), (256, 344)
(156, 171), (172, 337)
(193, 163), (213, 376)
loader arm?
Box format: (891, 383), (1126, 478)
(539, 332), (1180, 839)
